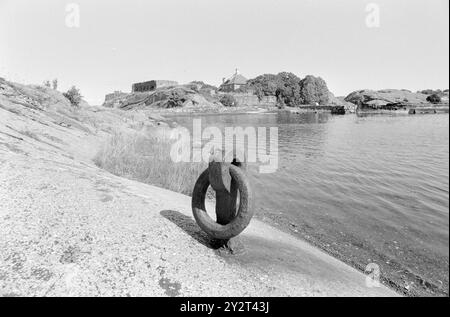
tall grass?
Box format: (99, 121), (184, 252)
(93, 132), (207, 196)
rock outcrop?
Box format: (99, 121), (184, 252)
(0, 79), (162, 161)
(344, 89), (431, 108)
(328, 92), (357, 113)
(103, 85), (221, 111)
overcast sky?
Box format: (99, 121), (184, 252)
(0, 0), (448, 105)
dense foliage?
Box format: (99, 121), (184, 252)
(299, 75), (330, 105)
(426, 93), (442, 104)
(246, 74), (281, 99)
(246, 72), (330, 106)
(275, 72), (303, 107)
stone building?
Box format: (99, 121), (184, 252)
(219, 69), (248, 92)
(104, 91), (128, 102)
(132, 80), (178, 93)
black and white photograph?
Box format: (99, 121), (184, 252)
(0, 0), (448, 301)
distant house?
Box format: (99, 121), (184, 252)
(132, 80), (178, 93)
(219, 69), (248, 92)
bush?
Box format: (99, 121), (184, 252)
(299, 75), (330, 105)
(63, 86), (83, 107)
(427, 94), (442, 104)
(166, 90), (187, 108)
(220, 94), (237, 107)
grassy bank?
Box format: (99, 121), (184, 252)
(94, 131), (207, 196)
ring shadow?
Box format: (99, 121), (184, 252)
(159, 212), (304, 274)
(160, 210), (217, 249)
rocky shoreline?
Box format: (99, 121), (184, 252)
(255, 208), (448, 297)
(0, 78), (400, 297)
(102, 82), (448, 116)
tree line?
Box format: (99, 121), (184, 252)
(241, 72), (330, 106)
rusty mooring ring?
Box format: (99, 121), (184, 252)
(192, 164), (254, 240)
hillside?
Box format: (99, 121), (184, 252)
(0, 79), (398, 296)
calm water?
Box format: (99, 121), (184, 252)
(169, 112), (449, 296)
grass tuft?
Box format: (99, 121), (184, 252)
(93, 131), (207, 196)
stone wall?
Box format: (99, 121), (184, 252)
(220, 83), (246, 93)
(259, 96), (277, 105)
(220, 93), (277, 107)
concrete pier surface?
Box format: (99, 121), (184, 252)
(0, 150), (398, 297)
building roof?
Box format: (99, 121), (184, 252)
(223, 70), (248, 86)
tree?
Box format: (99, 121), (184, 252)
(426, 93), (441, 104)
(276, 72), (302, 106)
(247, 74), (282, 100)
(63, 86), (83, 107)
(43, 80), (51, 88)
(247, 72), (302, 106)
(220, 94), (237, 107)
(52, 79), (58, 90)
(247, 72), (331, 106)
(299, 75), (330, 105)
